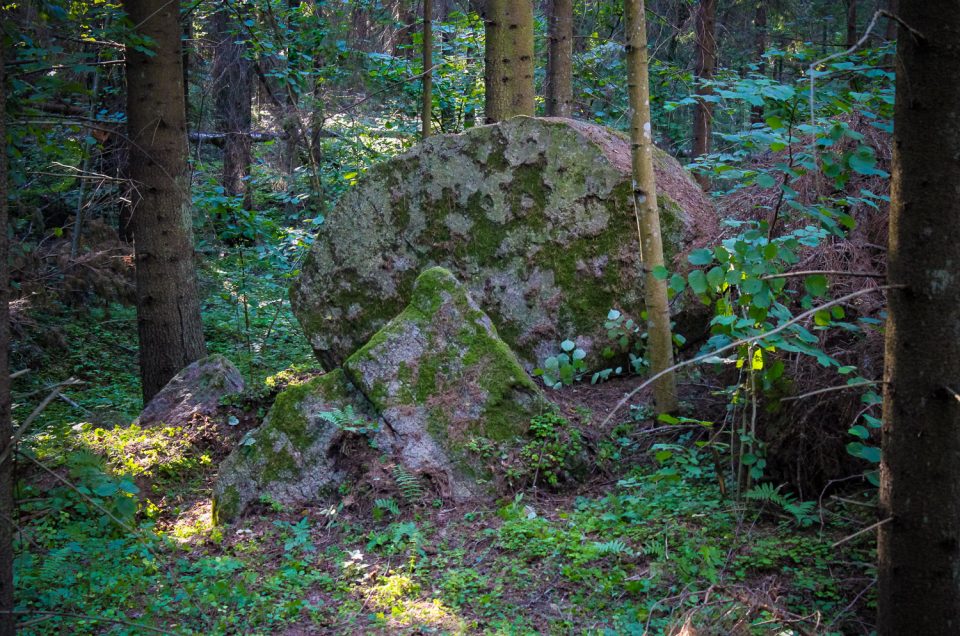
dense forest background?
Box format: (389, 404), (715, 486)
(5, 0), (958, 634)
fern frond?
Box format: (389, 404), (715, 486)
(593, 539), (631, 556)
(392, 465), (425, 503)
(374, 498), (400, 516)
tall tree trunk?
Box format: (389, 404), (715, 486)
(182, 11), (192, 117)
(692, 0), (716, 189)
(437, 0), (458, 132)
(545, 0), (573, 117)
(625, 0), (677, 414)
(885, 0), (898, 41)
(422, 0), (433, 139)
(0, 35), (14, 636)
(212, 6), (254, 208)
(878, 3), (960, 633)
(750, 1), (767, 124)
(479, 0), (535, 123)
(124, 0), (207, 403)
(845, 0), (858, 48)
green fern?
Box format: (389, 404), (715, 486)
(745, 482), (787, 507)
(374, 497), (400, 516)
(319, 406), (380, 438)
(593, 539), (631, 556)
(746, 483), (818, 527)
(392, 465), (425, 503)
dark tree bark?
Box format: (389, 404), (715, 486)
(878, 4), (960, 633)
(0, 35), (14, 636)
(692, 0), (716, 189)
(750, 1), (767, 124)
(545, 0), (573, 117)
(124, 0), (207, 403)
(476, 0), (535, 122)
(422, 0), (433, 139)
(211, 5), (254, 208)
(845, 0), (858, 48)
(182, 11), (192, 116)
(885, 0), (898, 41)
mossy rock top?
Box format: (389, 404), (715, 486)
(343, 267), (546, 497)
(291, 116), (716, 370)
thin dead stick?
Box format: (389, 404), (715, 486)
(19, 450), (144, 536)
(2, 610), (173, 635)
(780, 380), (881, 403)
(944, 386), (960, 403)
(18, 451), (216, 630)
(600, 285), (903, 428)
(832, 516), (892, 548)
(11, 369), (29, 380)
(0, 378), (82, 466)
(761, 270), (884, 280)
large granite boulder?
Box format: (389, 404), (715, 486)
(213, 268), (547, 523)
(291, 116), (716, 371)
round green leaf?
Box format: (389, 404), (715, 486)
(804, 274), (829, 297)
(688, 248), (714, 266)
(688, 270), (709, 294)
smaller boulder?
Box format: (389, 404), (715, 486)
(212, 369), (382, 524)
(343, 267), (547, 498)
(137, 354), (244, 428)
(212, 268), (550, 523)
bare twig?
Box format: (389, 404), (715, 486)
(760, 270), (885, 280)
(809, 11), (886, 138)
(0, 378), (82, 466)
(600, 285), (903, 428)
(832, 516), (892, 548)
(1, 610), (173, 635)
(779, 380), (881, 403)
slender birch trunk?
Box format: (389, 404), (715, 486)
(625, 0), (677, 414)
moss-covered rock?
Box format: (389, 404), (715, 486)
(291, 116), (716, 371)
(211, 369), (382, 523)
(343, 267), (547, 498)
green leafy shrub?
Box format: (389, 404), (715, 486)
(534, 339), (586, 389)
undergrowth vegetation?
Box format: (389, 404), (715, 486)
(7, 2), (897, 633)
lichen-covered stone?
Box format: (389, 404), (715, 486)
(343, 267), (547, 498)
(291, 116), (716, 371)
(211, 369), (381, 523)
(137, 354), (244, 428)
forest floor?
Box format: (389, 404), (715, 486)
(12, 252), (879, 635)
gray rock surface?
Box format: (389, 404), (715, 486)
(137, 354), (244, 428)
(212, 369), (381, 523)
